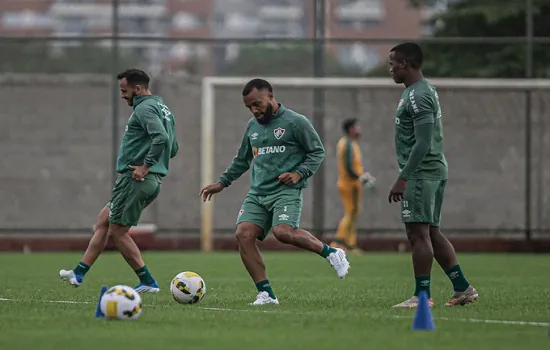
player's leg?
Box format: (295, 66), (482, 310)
(108, 175), (162, 293)
(345, 185), (362, 253)
(235, 195), (278, 305)
(269, 189), (350, 279)
(330, 184), (353, 250)
(392, 179), (435, 308)
(59, 205), (110, 287)
(332, 185), (353, 250)
(429, 180), (478, 306)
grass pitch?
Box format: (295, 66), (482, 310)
(0, 252), (548, 350)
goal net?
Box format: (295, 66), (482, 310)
(200, 77), (550, 251)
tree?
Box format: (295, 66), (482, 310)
(406, 0), (550, 78)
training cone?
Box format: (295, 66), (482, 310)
(95, 285), (108, 318)
(411, 291), (435, 331)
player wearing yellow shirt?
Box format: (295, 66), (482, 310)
(331, 118), (375, 253)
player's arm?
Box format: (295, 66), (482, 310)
(292, 115), (325, 179)
(170, 131), (179, 159)
(218, 124), (253, 187)
(399, 91), (435, 180)
(137, 106), (169, 168)
(344, 140), (360, 179)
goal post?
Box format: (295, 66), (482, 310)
(200, 76), (550, 252)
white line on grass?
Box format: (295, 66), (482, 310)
(1, 297), (548, 328)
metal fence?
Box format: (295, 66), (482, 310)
(0, 0), (549, 239)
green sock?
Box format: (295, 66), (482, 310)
(73, 262), (90, 276)
(414, 275), (431, 298)
(445, 265), (470, 292)
(135, 265), (155, 285)
(255, 279), (276, 299)
(319, 243), (337, 258)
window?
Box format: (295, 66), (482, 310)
(3, 11), (52, 29)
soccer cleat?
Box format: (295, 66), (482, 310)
(444, 285), (478, 307)
(59, 269), (83, 287)
(250, 291), (279, 306)
(134, 281), (160, 293)
(327, 248), (350, 279)
(392, 296), (435, 308)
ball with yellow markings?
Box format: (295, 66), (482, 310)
(170, 271), (206, 304)
(99, 285), (142, 320)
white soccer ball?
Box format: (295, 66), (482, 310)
(170, 271), (206, 304)
(100, 285), (142, 320)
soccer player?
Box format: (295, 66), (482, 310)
(388, 43), (478, 307)
(59, 69), (179, 293)
(199, 78), (350, 306)
(331, 118), (375, 253)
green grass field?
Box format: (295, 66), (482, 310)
(0, 252), (548, 349)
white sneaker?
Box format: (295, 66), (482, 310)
(327, 248), (350, 279)
(250, 291), (279, 306)
(59, 269), (82, 287)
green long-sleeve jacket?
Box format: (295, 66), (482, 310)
(219, 104), (325, 195)
(116, 95), (179, 178)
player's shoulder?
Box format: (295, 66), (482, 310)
(281, 107), (312, 126)
(336, 137), (348, 151)
(410, 80), (436, 98)
(245, 117), (257, 128)
(133, 97), (158, 114)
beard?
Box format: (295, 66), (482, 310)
(256, 103), (274, 125)
(126, 91), (137, 106)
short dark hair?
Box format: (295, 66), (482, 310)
(342, 118), (358, 134)
(242, 78), (273, 96)
(117, 68), (150, 88)
(390, 42), (423, 69)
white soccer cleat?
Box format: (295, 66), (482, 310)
(327, 248), (350, 279)
(250, 291), (279, 306)
(134, 282), (160, 294)
(59, 269), (82, 287)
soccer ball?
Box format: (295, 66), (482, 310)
(99, 285), (142, 320)
(170, 271), (206, 304)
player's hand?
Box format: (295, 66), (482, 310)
(199, 182), (225, 202)
(388, 177), (407, 203)
(360, 172), (376, 185)
(278, 172), (301, 185)
(129, 165), (149, 182)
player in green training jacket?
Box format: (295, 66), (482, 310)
(60, 69), (179, 293)
(387, 43), (478, 308)
(200, 78), (350, 306)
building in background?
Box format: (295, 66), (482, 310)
(0, 0), (455, 74)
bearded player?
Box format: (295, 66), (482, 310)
(200, 78), (350, 306)
(60, 69), (179, 293)
(331, 118), (375, 253)
(388, 43), (478, 307)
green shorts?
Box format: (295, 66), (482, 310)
(236, 188), (303, 241)
(401, 179), (447, 227)
(106, 173), (162, 227)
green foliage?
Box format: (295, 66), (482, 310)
(408, 0), (550, 78)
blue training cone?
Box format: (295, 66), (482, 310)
(411, 290), (435, 331)
(95, 285), (108, 318)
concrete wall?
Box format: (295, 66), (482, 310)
(1, 75), (549, 234)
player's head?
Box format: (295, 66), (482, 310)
(242, 78), (276, 125)
(342, 118), (361, 138)
(388, 42), (423, 84)
(117, 68), (150, 106)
